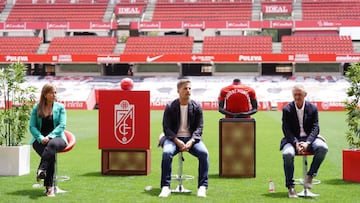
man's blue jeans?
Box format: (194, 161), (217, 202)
(160, 137), (209, 188)
(282, 137), (328, 188)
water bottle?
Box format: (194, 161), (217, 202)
(269, 179), (275, 193)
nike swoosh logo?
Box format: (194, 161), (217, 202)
(146, 55), (164, 62)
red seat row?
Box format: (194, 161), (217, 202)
(302, 0), (359, 2)
(261, 0), (292, 3)
(0, 35), (356, 55)
(152, 1), (252, 21)
(6, 3), (107, 22)
(156, 0), (252, 3)
(203, 36), (273, 54)
(302, 1), (360, 20)
(282, 36), (353, 54)
(124, 36), (194, 54)
(293, 30), (339, 36)
(0, 37), (43, 54)
(47, 37), (117, 54)
(16, 0), (108, 3)
(0, 0), (5, 11)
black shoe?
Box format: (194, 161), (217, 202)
(36, 169), (46, 182)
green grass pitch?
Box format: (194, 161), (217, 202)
(0, 110), (358, 203)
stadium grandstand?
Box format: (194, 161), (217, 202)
(0, 0), (357, 110)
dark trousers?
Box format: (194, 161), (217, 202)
(33, 137), (67, 187)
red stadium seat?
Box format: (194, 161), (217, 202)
(152, 1), (252, 21)
(47, 37), (117, 54)
(7, 2), (107, 22)
(203, 36), (273, 54)
(302, 0), (360, 20)
(281, 35), (354, 54)
(124, 36), (194, 54)
(0, 37), (42, 54)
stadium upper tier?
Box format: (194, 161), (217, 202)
(6, 2), (108, 22)
(152, 1), (252, 21)
(302, 0), (360, 20)
(0, 0), (358, 56)
(0, 0), (359, 22)
(0, 0), (5, 11)
(0, 35), (355, 55)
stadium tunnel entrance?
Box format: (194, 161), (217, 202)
(181, 63), (213, 76)
(261, 63), (293, 76)
(26, 64), (56, 76)
(103, 63), (133, 76)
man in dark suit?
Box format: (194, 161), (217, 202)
(159, 79), (209, 198)
(280, 84), (328, 198)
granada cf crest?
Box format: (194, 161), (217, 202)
(114, 100), (135, 144)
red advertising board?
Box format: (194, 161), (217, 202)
(277, 101), (345, 111)
(0, 53), (359, 63)
(1, 20), (360, 31)
(131, 20), (360, 30)
(0, 22), (117, 30)
(98, 90), (150, 149)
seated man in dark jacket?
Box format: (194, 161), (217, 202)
(280, 84), (328, 198)
(159, 79), (209, 198)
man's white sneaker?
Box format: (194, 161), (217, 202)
(159, 186), (171, 197)
(197, 186), (207, 197)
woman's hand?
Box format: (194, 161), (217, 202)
(41, 136), (50, 145)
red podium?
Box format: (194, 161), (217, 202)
(98, 90), (150, 175)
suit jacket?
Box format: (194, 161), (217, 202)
(29, 102), (67, 145)
(161, 99), (203, 145)
(280, 101), (319, 150)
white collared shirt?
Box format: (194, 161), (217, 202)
(295, 101), (307, 137)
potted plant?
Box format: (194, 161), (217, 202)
(343, 62), (360, 182)
(0, 62), (36, 176)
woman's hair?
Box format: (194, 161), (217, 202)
(37, 83), (56, 118)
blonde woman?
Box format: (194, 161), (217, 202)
(29, 83), (67, 197)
